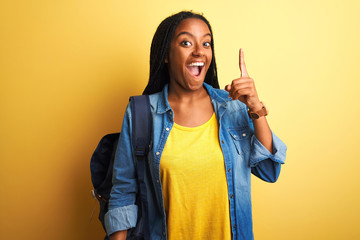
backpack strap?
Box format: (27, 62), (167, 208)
(130, 95), (152, 158)
(130, 95), (151, 240)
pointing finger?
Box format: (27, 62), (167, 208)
(239, 48), (249, 78)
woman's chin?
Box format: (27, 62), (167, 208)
(184, 79), (207, 92)
(170, 71), (207, 93)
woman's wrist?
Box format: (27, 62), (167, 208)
(248, 101), (263, 112)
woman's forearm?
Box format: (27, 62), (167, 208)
(252, 114), (273, 154)
(109, 230), (127, 240)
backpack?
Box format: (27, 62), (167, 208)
(90, 95), (152, 240)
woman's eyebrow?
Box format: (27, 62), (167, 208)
(175, 32), (211, 39)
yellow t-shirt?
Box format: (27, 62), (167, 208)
(160, 113), (232, 240)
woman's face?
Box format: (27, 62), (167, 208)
(166, 18), (212, 92)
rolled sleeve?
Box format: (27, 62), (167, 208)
(105, 204), (138, 236)
(249, 130), (287, 167)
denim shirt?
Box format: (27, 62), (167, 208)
(105, 83), (287, 240)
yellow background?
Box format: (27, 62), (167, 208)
(1, 0), (359, 239)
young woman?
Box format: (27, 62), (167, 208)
(105, 11), (287, 240)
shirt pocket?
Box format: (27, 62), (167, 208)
(228, 127), (251, 155)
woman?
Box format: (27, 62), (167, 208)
(105, 11), (287, 240)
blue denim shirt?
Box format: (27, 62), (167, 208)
(105, 83), (287, 240)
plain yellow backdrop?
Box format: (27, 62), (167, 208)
(1, 0), (360, 239)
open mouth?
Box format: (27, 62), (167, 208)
(186, 62), (204, 77)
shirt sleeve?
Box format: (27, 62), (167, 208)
(248, 117), (287, 183)
(105, 205), (138, 235)
(104, 103), (138, 235)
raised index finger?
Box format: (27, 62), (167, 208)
(239, 48), (249, 78)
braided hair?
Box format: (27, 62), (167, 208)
(142, 11), (219, 95)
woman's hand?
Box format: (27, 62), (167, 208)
(225, 48), (262, 111)
(225, 48), (273, 152)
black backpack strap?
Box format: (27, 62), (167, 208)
(130, 95), (151, 240)
(130, 95), (152, 158)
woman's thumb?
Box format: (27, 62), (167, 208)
(225, 84), (231, 92)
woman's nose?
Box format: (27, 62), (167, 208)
(192, 43), (204, 57)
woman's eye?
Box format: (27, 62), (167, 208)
(181, 41), (192, 46)
(203, 42), (211, 47)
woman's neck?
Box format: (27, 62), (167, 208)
(167, 81), (214, 127)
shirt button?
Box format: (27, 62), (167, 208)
(157, 179), (160, 183)
(228, 168), (231, 172)
(165, 127), (170, 131)
(169, 112), (172, 115)
(221, 140), (224, 144)
(156, 152), (160, 156)
(233, 135), (237, 138)
(230, 194), (234, 199)
(233, 224), (237, 229)
(242, 133), (246, 137)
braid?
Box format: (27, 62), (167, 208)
(143, 11), (219, 95)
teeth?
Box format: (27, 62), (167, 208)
(188, 62), (204, 67)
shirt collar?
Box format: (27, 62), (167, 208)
(156, 82), (231, 114)
(156, 84), (172, 114)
